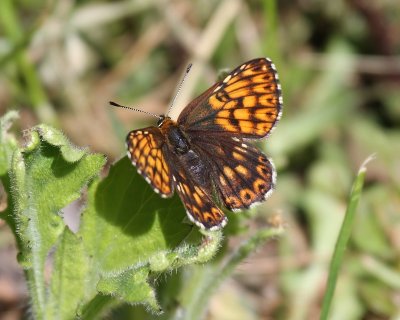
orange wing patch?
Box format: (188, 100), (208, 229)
(216, 141), (276, 211)
(209, 58), (282, 138)
(126, 128), (173, 197)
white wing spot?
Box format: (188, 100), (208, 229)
(223, 75), (232, 83)
(213, 85), (222, 93)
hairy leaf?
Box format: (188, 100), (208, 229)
(8, 125), (105, 318)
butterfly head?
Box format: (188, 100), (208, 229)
(157, 115), (170, 127)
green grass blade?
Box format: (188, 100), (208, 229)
(320, 155), (375, 320)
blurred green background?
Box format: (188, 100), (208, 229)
(1, 0), (399, 319)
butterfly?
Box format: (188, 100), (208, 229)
(114, 58), (282, 230)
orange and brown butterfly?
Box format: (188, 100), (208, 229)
(111, 58), (282, 231)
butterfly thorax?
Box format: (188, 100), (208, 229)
(160, 117), (209, 189)
(159, 117), (190, 155)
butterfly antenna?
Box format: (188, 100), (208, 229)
(165, 63), (192, 117)
(109, 101), (163, 119)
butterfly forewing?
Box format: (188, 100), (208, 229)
(178, 58), (282, 139)
(126, 127), (174, 197)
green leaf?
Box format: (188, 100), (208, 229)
(0, 111), (19, 232)
(6, 121), (223, 319)
(0, 110), (19, 177)
(97, 267), (161, 312)
(77, 157), (222, 315)
(8, 125), (105, 319)
(79, 156), (196, 273)
(46, 228), (89, 320)
(34, 124), (89, 162)
(0, 111), (19, 217)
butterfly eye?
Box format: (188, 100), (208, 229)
(157, 115), (166, 126)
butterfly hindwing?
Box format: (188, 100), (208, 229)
(191, 135), (275, 211)
(172, 167), (227, 230)
(126, 127), (174, 197)
(178, 58), (282, 139)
